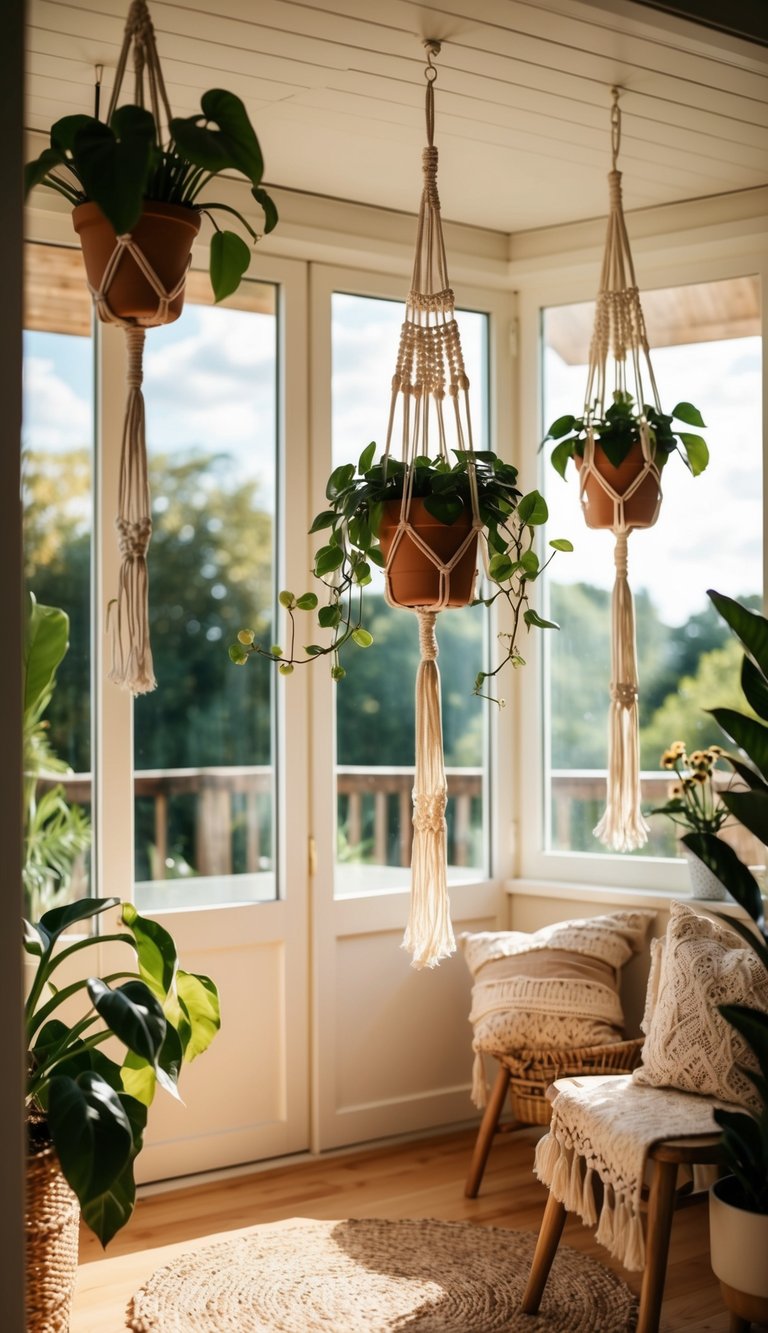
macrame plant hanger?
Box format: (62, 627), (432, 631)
(584, 89), (663, 851)
(382, 42), (483, 969)
(91, 0), (189, 694)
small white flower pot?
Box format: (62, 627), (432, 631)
(710, 1176), (768, 1324)
(683, 846), (730, 901)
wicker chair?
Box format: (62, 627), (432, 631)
(464, 1037), (644, 1198)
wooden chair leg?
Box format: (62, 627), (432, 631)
(520, 1191), (568, 1314)
(637, 1158), (679, 1333)
(464, 1063), (510, 1198)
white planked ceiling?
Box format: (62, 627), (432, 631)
(24, 0), (768, 234)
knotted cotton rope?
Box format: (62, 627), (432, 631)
(383, 43), (482, 968)
(85, 0), (193, 693)
(584, 90), (663, 851)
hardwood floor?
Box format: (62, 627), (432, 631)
(73, 1124), (743, 1331)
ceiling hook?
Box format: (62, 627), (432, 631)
(424, 39), (441, 83)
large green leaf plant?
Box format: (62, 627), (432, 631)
(25, 90), (277, 302)
(682, 590), (768, 1214)
(25, 897), (221, 1245)
(23, 595), (91, 919)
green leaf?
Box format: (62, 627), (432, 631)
(24, 595), (69, 725)
(24, 146), (67, 196)
(549, 538), (574, 552)
(721, 789), (768, 853)
(278, 591), (295, 609)
(351, 628), (373, 648)
(550, 438), (575, 479)
(210, 229), (251, 302)
(200, 89), (264, 183)
(74, 105), (156, 234)
(305, 644), (324, 656)
(517, 490), (548, 525)
(296, 592), (319, 611)
(677, 432), (709, 476)
(544, 414), (576, 441)
(520, 550), (540, 577)
(326, 464), (355, 500)
(175, 970), (221, 1061)
(47, 1072), (134, 1207)
(358, 442), (376, 474)
(318, 604), (341, 629)
(88, 979), (167, 1064)
(741, 654), (768, 720)
(422, 494), (463, 525)
(524, 608), (559, 630)
(51, 114), (95, 153)
(710, 707), (768, 780)
(38, 897), (118, 949)
(672, 401), (706, 428)
(315, 545), (344, 577)
(488, 553), (515, 583)
(309, 510), (335, 534)
(709, 590), (768, 680)
(251, 185), (278, 234)
(229, 643), (249, 665)
(120, 903), (178, 1000)
(368, 547), (386, 569)
(81, 1152), (136, 1248)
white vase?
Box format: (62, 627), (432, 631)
(682, 846), (730, 901)
(710, 1176), (768, 1324)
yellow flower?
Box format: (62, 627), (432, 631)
(668, 783), (683, 799)
(692, 770), (708, 784)
(671, 741), (686, 757)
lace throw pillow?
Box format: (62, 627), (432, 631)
(460, 911), (654, 1105)
(634, 900), (768, 1109)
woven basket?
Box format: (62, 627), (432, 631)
(497, 1037), (644, 1126)
(26, 1140), (80, 1333)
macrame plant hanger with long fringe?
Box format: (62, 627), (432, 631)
(87, 0), (194, 695)
(584, 88), (664, 852)
(382, 41), (483, 969)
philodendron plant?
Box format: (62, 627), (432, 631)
(542, 389), (709, 480)
(683, 591), (768, 1214)
(229, 444), (572, 703)
(25, 91), (277, 302)
(25, 897), (221, 1244)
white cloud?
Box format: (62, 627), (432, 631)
(22, 356), (91, 452)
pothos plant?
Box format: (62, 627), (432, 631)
(541, 389), (709, 480)
(25, 896), (221, 1245)
(24, 91), (277, 302)
(229, 443), (572, 704)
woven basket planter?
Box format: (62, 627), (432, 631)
(26, 1140), (80, 1333)
(497, 1036), (644, 1126)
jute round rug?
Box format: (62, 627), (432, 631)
(127, 1217), (637, 1332)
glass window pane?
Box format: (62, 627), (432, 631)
(542, 277), (762, 863)
(134, 282), (278, 910)
(22, 243), (94, 916)
(331, 293), (489, 895)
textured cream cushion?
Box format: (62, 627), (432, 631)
(461, 910), (654, 1057)
(634, 900), (768, 1109)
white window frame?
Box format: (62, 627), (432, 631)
(514, 239), (768, 897)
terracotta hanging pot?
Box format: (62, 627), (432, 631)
(25, 1134), (80, 1332)
(575, 441), (662, 530)
(379, 498), (479, 609)
(72, 199), (201, 325)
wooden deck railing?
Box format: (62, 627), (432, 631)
(46, 767), (764, 878)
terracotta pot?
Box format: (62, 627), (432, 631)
(710, 1176), (768, 1326)
(378, 498), (479, 609)
(72, 199), (201, 325)
(575, 441), (661, 530)
(26, 1140), (80, 1333)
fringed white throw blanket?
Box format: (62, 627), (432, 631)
(534, 1074), (720, 1271)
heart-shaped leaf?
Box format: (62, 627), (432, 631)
(88, 979), (166, 1064)
(252, 185), (278, 234)
(210, 229), (251, 302)
(74, 105), (156, 234)
(47, 1072), (133, 1206)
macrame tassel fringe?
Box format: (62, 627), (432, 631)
(595, 1184), (616, 1250)
(534, 1130), (562, 1185)
(402, 610), (454, 969)
(108, 326), (156, 694)
(594, 531), (648, 851)
(581, 1166), (598, 1226)
(471, 1050), (487, 1108)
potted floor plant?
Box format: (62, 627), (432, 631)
(24, 896), (221, 1330)
(229, 444), (571, 702)
(25, 87), (277, 312)
(541, 389), (709, 529)
(681, 591), (768, 1327)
